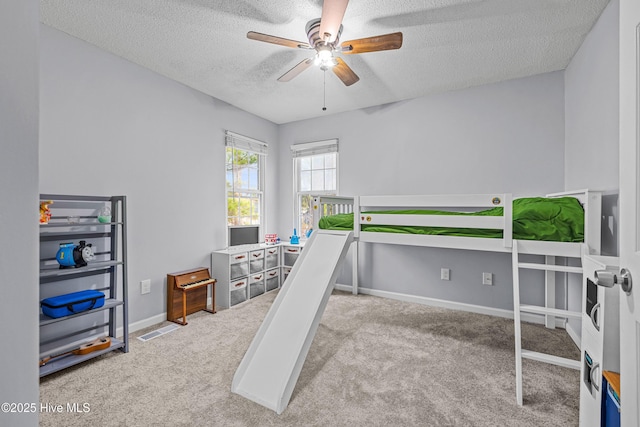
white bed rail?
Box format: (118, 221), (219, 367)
(312, 196), (355, 231)
(312, 191), (599, 255)
(357, 193), (513, 249)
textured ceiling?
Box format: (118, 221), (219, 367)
(40, 0), (610, 124)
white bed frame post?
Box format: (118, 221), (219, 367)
(503, 194), (513, 248)
(545, 256), (556, 329)
(352, 196), (360, 295)
(512, 240), (524, 406)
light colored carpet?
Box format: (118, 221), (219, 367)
(40, 290), (579, 426)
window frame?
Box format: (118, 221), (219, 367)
(291, 139), (339, 235)
(225, 131), (267, 245)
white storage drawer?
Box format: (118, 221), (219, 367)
(250, 250), (265, 273)
(282, 266), (292, 283)
(230, 262), (249, 280)
(283, 246), (302, 266)
(229, 251), (249, 279)
(229, 278), (248, 306)
(249, 273), (265, 299)
(230, 252), (248, 263)
(266, 268), (279, 291)
(265, 247), (279, 270)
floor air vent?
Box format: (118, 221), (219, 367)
(137, 324), (180, 342)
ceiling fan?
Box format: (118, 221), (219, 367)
(247, 0), (403, 86)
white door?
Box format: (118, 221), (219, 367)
(619, 0), (640, 425)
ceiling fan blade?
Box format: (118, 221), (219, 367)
(332, 57), (359, 86)
(340, 32), (403, 54)
(278, 58), (315, 82)
(247, 31), (311, 49)
(319, 0), (349, 43)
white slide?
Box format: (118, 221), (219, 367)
(231, 230), (354, 414)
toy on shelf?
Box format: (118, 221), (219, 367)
(56, 241), (95, 268)
(40, 200), (53, 224)
(98, 206), (112, 223)
(265, 234), (278, 245)
(290, 228), (300, 245)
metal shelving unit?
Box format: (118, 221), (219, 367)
(39, 194), (129, 377)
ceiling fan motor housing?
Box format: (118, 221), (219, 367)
(306, 18), (342, 48)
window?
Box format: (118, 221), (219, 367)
(225, 131), (267, 232)
(291, 139), (338, 236)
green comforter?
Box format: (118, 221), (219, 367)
(318, 197), (585, 242)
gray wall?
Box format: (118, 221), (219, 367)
(564, 0), (619, 334)
(37, 1), (619, 337)
(277, 72), (566, 310)
(39, 26), (279, 328)
(0, 1), (40, 426)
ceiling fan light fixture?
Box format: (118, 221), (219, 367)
(315, 48), (337, 68)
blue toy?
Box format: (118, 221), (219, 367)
(290, 228), (300, 244)
(56, 240), (95, 268)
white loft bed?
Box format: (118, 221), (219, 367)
(311, 189), (602, 406)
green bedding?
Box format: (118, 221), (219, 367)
(318, 197), (585, 242)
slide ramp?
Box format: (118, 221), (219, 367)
(231, 230), (354, 414)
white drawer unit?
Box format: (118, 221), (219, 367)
(265, 247), (279, 270)
(249, 249), (265, 274)
(282, 266), (293, 284)
(281, 242), (304, 286)
(265, 268), (280, 291)
(230, 252), (249, 279)
(249, 272), (265, 299)
(229, 278), (248, 307)
(283, 245), (302, 267)
(212, 242), (300, 309)
(579, 255), (620, 426)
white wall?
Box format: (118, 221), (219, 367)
(565, 0), (619, 256)
(0, 1), (40, 426)
(39, 26), (279, 327)
(278, 72), (566, 311)
(564, 0), (619, 335)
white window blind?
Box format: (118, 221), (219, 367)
(291, 139), (338, 158)
(226, 130), (268, 155)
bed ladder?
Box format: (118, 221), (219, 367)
(512, 240), (583, 406)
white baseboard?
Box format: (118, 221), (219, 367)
(124, 286), (573, 339)
(334, 283), (566, 328)
(116, 296), (217, 338)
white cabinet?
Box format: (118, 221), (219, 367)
(212, 244), (280, 308)
(212, 241), (307, 308)
(579, 255), (620, 426)
(281, 242), (305, 283)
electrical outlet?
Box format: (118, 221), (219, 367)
(482, 272), (493, 286)
(141, 279), (151, 294)
(441, 268), (450, 281)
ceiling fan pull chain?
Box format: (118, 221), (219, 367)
(323, 70), (327, 111)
